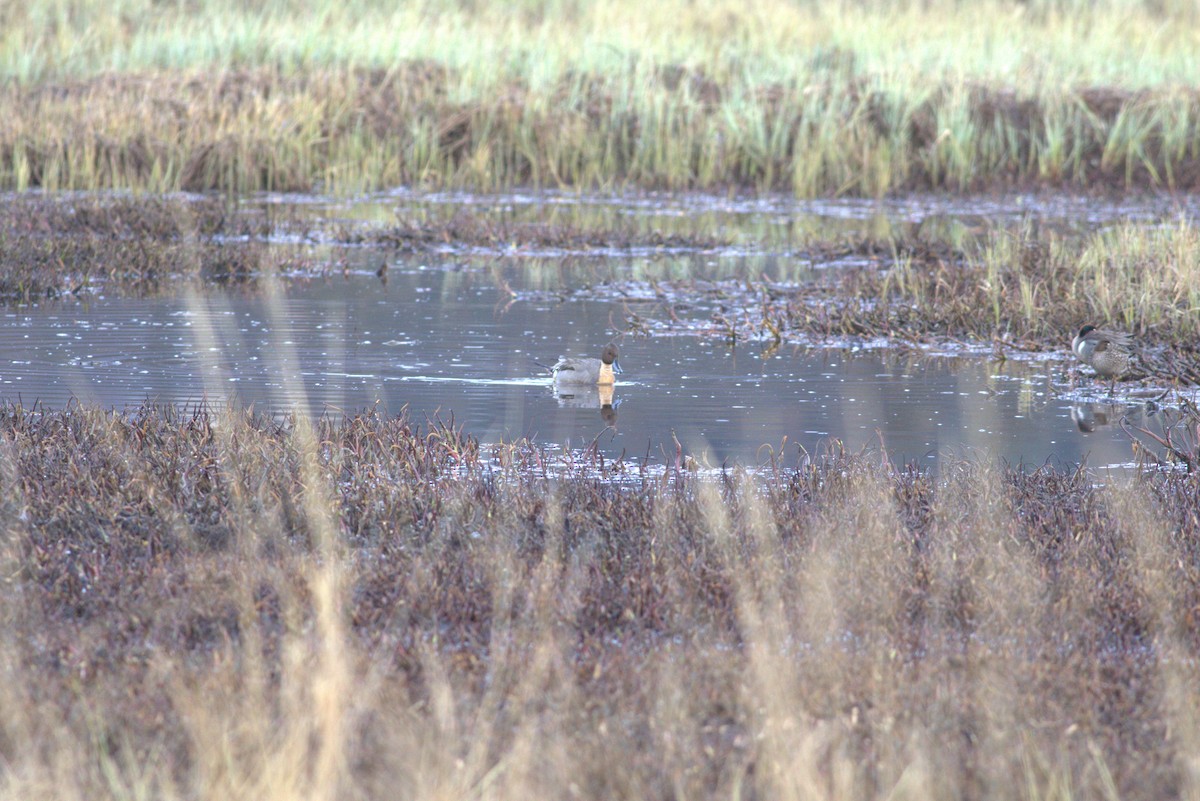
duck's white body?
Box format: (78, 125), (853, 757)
(551, 344), (622, 386)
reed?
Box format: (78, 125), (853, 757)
(732, 217), (1200, 365)
(957, 218), (1200, 342)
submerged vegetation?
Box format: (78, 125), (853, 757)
(7, 193), (1200, 384)
(0, 195), (312, 300)
(1, 402), (1199, 799)
(4, 0), (1200, 195)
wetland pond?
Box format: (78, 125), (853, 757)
(1, 190), (1195, 471)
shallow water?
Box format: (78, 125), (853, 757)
(0, 218), (1181, 471)
(299, 187), (1200, 247)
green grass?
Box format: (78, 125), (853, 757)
(4, 0), (1199, 87)
(3, 0), (1200, 195)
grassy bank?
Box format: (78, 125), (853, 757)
(3, 0), (1200, 195)
(0, 402), (1197, 799)
(780, 220), (1200, 356)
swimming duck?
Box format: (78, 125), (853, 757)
(1072, 325), (1134, 395)
(551, 344), (622, 386)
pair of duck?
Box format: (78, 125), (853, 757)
(550, 327), (1134, 391)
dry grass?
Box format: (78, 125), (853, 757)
(3, 0), (1200, 195)
(0, 403), (1198, 799)
(6, 67), (1200, 196)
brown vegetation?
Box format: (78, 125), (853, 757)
(355, 209), (734, 253)
(1, 403), (1199, 799)
(0, 195), (303, 300)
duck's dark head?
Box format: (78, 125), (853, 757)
(1077, 324), (1097, 338)
(601, 343), (622, 373)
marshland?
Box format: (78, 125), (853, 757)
(5, 1), (1200, 799)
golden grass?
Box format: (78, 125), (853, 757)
(956, 217), (1200, 342)
(732, 216), (1200, 375)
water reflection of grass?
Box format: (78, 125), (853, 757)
(4, 1), (1200, 194)
(2, 402), (1199, 799)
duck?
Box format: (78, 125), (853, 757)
(1072, 325), (1135, 395)
(550, 344), (622, 386)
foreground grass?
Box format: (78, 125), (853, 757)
(4, 0), (1200, 194)
(0, 402), (1198, 799)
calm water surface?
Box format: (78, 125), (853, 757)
(0, 200), (1179, 471)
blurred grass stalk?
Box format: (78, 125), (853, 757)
(0, 395), (1197, 796)
(2, 0), (1200, 195)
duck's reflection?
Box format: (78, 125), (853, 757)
(1072, 401), (1120, 433)
(554, 384), (618, 428)
(1071, 399), (1160, 433)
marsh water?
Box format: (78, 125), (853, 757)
(2, 190), (1196, 470)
